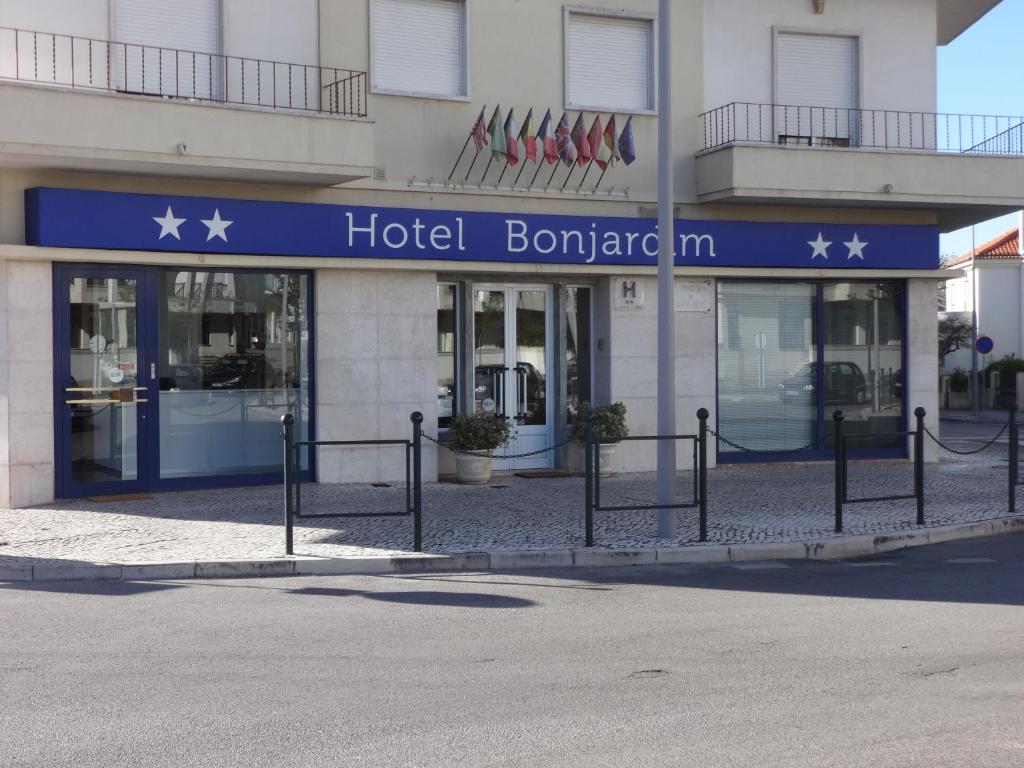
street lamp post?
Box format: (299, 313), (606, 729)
(656, 0), (676, 538)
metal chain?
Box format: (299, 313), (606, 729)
(707, 427), (828, 456)
(923, 423), (1009, 456)
(422, 432), (575, 460)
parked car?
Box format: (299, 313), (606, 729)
(779, 361), (868, 404)
(205, 353), (277, 390)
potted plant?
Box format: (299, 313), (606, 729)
(447, 413), (511, 484)
(567, 401), (628, 476)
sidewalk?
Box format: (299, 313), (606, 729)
(2, 444), (1021, 581)
(940, 409), (1018, 424)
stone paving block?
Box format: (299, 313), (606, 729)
(121, 563), (197, 580)
(806, 536), (878, 560)
(655, 546), (730, 565)
(489, 550), (574, 570)
(389, 553), (490, 573)
(32, 563), (122, 581)
(573, 548), (657, 568)
(194, 560), (295, 579)
(294, 557), (395, 576)
(728, 543), (808, 562)
(872, 531), (928, 555)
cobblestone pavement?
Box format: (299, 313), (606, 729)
(0, 445), (1017, 566)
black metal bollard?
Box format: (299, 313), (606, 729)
(1009, 405), (1018, 515)
(411, 411), (423, 552)
(697, 408), (709, 542)
(281, 413), (295, 556)
(833, 410), (845, 533)
(584, 409), (594, 547)
(914, 407), (926, 525)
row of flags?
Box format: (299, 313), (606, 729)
(470, 105), (637, 170)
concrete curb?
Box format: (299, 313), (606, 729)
(4, 516), (1024, 583)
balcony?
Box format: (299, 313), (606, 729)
(696, 102), (1024, 231)
(0, 27), (374, 186)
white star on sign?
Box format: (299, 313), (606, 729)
(808, 232), (831, 260)
(844, 233), (869, 260)
(153, 206), (186, 240)
(201, 209), (233, 242)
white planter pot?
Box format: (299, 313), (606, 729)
(566, 442), (618, 476)
(454, 451), (493, 484)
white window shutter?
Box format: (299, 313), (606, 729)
(113, 0), (221, 98)
(775, 32), (858, 142)
(372, 0), (466, 98)
(567, 13), (652, 112)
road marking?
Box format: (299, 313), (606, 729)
(945, 557), (996, 564)
(843, 561), (899, 567)
(731, 562), (790, 570)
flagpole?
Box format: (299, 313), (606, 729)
(576, 160), (595, 191)
(480, 154), (495, 185)
(447, 134), (474, 182)
(513, 159), (531, 187)
(561, 164), (576, 191)
(655, 0), (676, 538)
(463, 151), (483, 183)
(546, 163), (560, 189)
(496, 161), (511, 187)
(592, 166), (608, 193)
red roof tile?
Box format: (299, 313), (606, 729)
(944, 228), (1020, 268)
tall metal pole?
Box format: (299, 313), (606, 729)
(656, 0), (676, 538)
(971, 225), (979, 415)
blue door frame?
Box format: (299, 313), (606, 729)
(716, 279), (909, 464)
(54, 263), (315, 499)
(53, 264), (156, 498)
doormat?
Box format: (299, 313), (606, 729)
(87, 494), (153, 502)
(513, 469), (571, 479)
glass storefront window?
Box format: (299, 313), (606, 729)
(437, 284), (458, 428)
(157, 271), (310, 478)
(823, 281), (904, 448)
(565, 286), (593, 409)
(718, 282), (818, 453)
(717, 280), (906, 459)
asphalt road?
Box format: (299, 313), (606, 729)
(3, 536), (1024, 768)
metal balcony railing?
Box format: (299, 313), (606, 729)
(701, 102), (1024, 156)
(0, 26), (366, 117)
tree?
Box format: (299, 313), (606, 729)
(938, 315), (973, 361)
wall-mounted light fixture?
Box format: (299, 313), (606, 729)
(813, 0), (825, 13)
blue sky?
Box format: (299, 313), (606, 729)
(938, 0), (1024, 257)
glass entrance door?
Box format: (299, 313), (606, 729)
(56, 268), (152, 497)
(472, 286), (552, 471)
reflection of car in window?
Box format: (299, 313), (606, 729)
(205, 354), (277, 390)
(779, 361), (868, 404)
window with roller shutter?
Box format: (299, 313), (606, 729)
(112, 0), (222, 100)
(774, 31), (859, 145)
(371, 0), (467, 99)
(565, 9), (654, 113)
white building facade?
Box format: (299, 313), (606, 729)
(0, 0), (1017, 506)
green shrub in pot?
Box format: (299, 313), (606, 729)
(569, 401), (629, 444)
(448, 413), (511, 453)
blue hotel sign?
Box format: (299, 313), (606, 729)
(25, 188), (939, 270)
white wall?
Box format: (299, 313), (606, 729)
(600, 276), (717, 472)
(0, 260), (55, 507)
(907, 278), (939, 460)
(703, 0), (938, 114)
(977, 261), (1023, 360)
(315, 268), (438, 484)
(0, 0), (110, 38)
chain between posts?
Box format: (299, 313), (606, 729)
(923, 423), (1008, 455)
(707, 428), (828, 456)
(421, 431), (575, 460)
